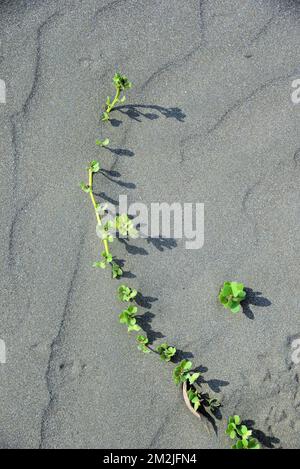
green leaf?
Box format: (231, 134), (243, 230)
(187, 389), (195, 399)
(138, 344), (150, 353)
(101, 251), (112, 263)
(119, 312), (128, 324)
(229, 302), (241, 313)
(233, 415), (241, 425)
(236, 440), (244, 449)
(156, 343), (176, 362)
(188, 372), (200, 384)
(240, 425), (249, 435)
(92, 261), (106, 269)
(227, 423), (236, 432)
(80, 182), (91, 193)
(221, 283), (232, 297)
(238, 290), (247, 299)
(191, 395), (201, 411)
(128, 324), (141, 332)
(248, 438), (260, 449)
(95, 138), (110, 147)
(127, 305), (137, 315)
(119, 95), (126, 103)
(106, 96), (111, 106)
(219, 294), (228, 305)
(137, 335), (148, 345)
(102, 112), (109, 121)
(182, 360), (192, 371)
(231, 282), (244, 297)
(90, 160), (100, 172)
(112, 263), (123, 279)
(118, 285), (137, 301)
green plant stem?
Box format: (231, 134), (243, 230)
(88, 168), (110, 257)
(106, 87), (121, 114)
(146, 345), (160, 356)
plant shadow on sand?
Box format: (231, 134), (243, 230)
(108, 104), (186, 126)
(103, 146), (134, 157)
(242, 287), (271, 320)
(243, 420), (281, 449)
(118, 236), (177, 256)
(100, 168), (136, 189)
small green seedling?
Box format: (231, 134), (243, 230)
(111, 262), (123, 279)
(156, 343), (176, 362)
(118, 285), (137, 302)
(187, 387), (203, 412)
(102, 73), (132, 121)
(115, 214), (138, 238)
(219, 281), (246, 313)
(93, 251), (112, 269)
(80, 182), (91, 193)
(226, 415), (260, 449)
(95, 203), (108, 216)
(97, 220), (115, 243)
(136, 335), (150, 354)
(88, 160), (100, 172)
(172, 360), (200, 386)
(95, 138), (110, 147)
(119, 305), (140, 332)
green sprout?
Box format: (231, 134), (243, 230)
(102, 73), (132, 121)
(97, 220), (115, 243)
(93, 251), (112, 269)
(95, 138), (110, 147)
(172, 360), (200, 386)
(88, 160), (100, 172)
(136, 335), (150, 354)
(95, 203), (108, 216)
(156, 343), (176, 362)
(119, 305), (140, 332)
(187, 387), (203, 412)
(226, 415), (260, 449)
(219, 281), (246, 313)
(115, 214), (138, 238)
(80, 182), (91, 193)
(111, 262), (123, 279)
(118, 285), (137, 302)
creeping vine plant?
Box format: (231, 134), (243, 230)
(219, 281), (246, 313)
(102, 73), (132, 122)
(226, 415), (260, 449)
(80, 73), (261, 450)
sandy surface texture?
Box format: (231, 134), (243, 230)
(0, 0), (300, 449)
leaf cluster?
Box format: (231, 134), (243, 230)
(173, 360), (200, 386)
(226, 415), (260, 449)
(219, 281), (246, 313)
